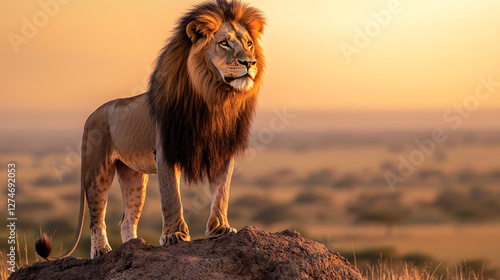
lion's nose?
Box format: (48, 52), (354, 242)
(237, 60), (256, 69)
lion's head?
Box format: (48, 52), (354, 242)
(150, 0), (265, 107)
(148, 0), (266, 183)
(187, 19), (261, 94)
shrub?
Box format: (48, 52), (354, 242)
(252, 204), (294, 225)
(298, 169), (335, 186)
(294, 191), (330, 204)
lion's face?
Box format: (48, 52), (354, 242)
(187, 20), (263, 97)
(209, 23), (258, 92)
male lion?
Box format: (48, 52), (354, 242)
(36, 0), (266, 260)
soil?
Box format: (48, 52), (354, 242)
(9, 226), (363, 280)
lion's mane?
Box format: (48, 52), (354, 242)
(148, 0), (266, 183)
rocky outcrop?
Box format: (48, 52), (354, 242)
(9, 226), (363, 280)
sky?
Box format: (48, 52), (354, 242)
(0, 0), (499, 130)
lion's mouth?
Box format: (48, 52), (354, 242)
(224, 73), (253, 84)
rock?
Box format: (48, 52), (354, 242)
(9, 226), (363, 280)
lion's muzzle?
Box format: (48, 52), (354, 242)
(226, 61), (249, 78)
(223, 60), (257, 84)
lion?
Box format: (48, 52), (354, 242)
(36, 0), (266, 260)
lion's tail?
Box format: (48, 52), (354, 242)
(35, 184), (86, 261)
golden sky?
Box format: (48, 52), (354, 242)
(1, 0), (500, 114)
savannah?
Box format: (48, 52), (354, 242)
(1, 0), (500, 279)
(1, 111), (499, 279)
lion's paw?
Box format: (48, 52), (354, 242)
(205, 216), (237, 237)
(208, 225), (237, 238)
(159, 231), (190, 246)
(90, 244), (111, 259)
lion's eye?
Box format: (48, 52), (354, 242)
(247, 41), (253, 47)
(219, 40), (229, 47)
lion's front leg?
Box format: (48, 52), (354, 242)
(156, 146), (190, 246)
(206, 158), (237, 237)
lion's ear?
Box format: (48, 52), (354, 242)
(186, 16), (221, 43)
(242, 8), (266, 38)
(249, 21), (265, 39)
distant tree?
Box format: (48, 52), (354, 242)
(401, 253), (435, 267)
(253, 168), (296, 187)
(32, 171), (79, 187)
(379, 161), (397, 172)
(32, 175), (61, 187)
(347, 193), (409, 237)
(252, 204), (294, 225)
(294, 191), (330, 204)
(341, 247), (397, 267)
(333, 173), (360, 189)
(456, 168), (477, 184)
(434, 187), (500, 223)
(232, 195), (272, 209)
(433, 190), (466, 214)
(298, 169), (335, 186)
(417, 169), (445, 182)
(489, 169), (500, 181)
(45, 217), (75, 234)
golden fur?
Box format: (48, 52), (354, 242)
(148, 0), (266, 183)
(36, 0), (266, 260)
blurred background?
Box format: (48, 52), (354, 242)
(1, 0), (499, 278)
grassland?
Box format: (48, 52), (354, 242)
(1, 129), (499, 279)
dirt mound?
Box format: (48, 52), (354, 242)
(9, 226), (363, 280)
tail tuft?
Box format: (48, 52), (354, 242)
(35, 233), (52, 260)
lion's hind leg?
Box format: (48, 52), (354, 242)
(82, 101), (121, 259)
(84, 161), (115, 259)
(116, 160), (148, 243)
(206, 158), (237, 237)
